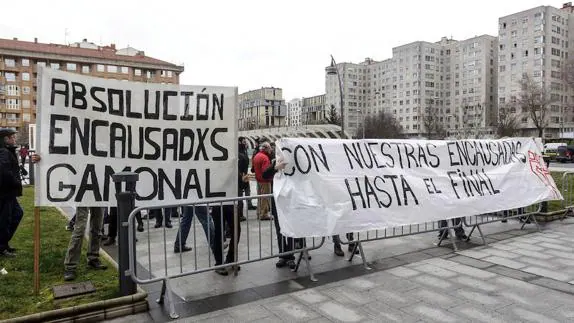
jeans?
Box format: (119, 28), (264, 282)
(0, 197), (23, 251)
(64, 207), (104, 270)
(174, 205), (215, 251)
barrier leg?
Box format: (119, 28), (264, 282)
(466, 225), (477, 240)
(522, 213), (541, 232)
(474, 224), (487, 246)
(302, 249), (318, 282)
(347, 242), (357, 262)
(156, 279), (166, 304)
(356, 242), (372, 270)
(447, 227), (459, 251)
(293, 251), (303, 272)
(165, 278), (179, 319)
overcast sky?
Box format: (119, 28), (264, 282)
(1, 0), (552, 100)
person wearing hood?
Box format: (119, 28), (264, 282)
(0, 128), (24, 257)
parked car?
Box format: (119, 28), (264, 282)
(544, 142), (566, 161)
(556, 145), (574, 163)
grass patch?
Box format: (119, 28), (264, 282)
(0, 186), (119, 320)
(549, 171), (574, 212)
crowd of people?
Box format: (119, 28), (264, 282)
(0, 127), (470, 282)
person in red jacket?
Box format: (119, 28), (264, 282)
(252, 142), (273, 220)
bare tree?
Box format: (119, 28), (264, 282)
(362, 111), (404, 139)
(325, 104), (341, 126)
(517, 74), (556, 138)
(496, 104), (519, 138)
(422, 108), (446, 139)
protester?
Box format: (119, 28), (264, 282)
(237, 137), (250, 222)
(252, 142), (273, 221)
(19, 144), (28, 166)
(438, 218), (468, 240)
(174, 205), (215, 254)
(0, 128), (24, 257)
(332, 233), (358, 257)
(103, 207), (145, 246)
(154, 208), (174, 228)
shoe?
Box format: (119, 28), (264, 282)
(174, 246), (192, 253)
(501, 219), (508, 223)
(65, 224), (74, 231)
(0, 249), (15, 257)
(276, 258), (289, 268)
(259, 216), (271, 221)
(215, 268), (229, 276)
(154, 223), (162, 228)
(348, 243), (360, 254)
(87, 259), (108, 270)
(239, 215), (247, 222)
(7, 246), (16, 253)
(137, 224), (144, 232)
(334, 244), (345, 257)
(456, 234), (469, 241)
(165, 222), (173, 229)
(103, 237), (116, 246)
(248, 205), (257, 210)
(64, 270), (76, 281)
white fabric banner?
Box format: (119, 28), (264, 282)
(273, 138), (562, 238)
(35, 67), (237, 207)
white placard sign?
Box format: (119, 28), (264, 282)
(273, 138), (562, 238)
(35, 67), (237, 207)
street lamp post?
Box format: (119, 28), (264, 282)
(326, 55), (345, 138)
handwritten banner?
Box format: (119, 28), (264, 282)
(273, 138), (562, 238)
(35, 67), (237, 207)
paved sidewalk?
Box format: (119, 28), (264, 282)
(103, 216), (574, 322)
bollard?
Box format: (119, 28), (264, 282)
(112, 171), (139, 296)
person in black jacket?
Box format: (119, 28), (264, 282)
(237, 137), (250, 222)
(0, 128), (24, 257)
(262, 156), (299, 269)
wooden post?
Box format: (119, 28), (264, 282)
(33, 207), (40, 295)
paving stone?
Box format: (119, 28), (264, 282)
(263, 298), (321, 322)
(321, 286), (375, 306)
(386, 266), (421, 278)
(547, 304), (574, 320)
(456, 249), (490, 259)
(405, 288), (466, 309)
(453, 289), (512, 308)
(489, 243), (516, 251)
(400, 303), (469, 323)
(448, 255), (494, 269)
(449, 304), (512, 323)
(506, 241), (545, 251)
(225, 304), (274, 321)
(409, 263), (458, 278)
(291, 289), (330, 305)
(480, 248), (521, 259)
(482, 256), (527, 269)
(531, 277), (574, 295)
(315, 301), (366, 322)
(519, 257), (560, 269)
(485, 265), (538, 281)
(503, 307), (561, 323)
(510, 248), (554, 259)
(453, 276), (498, 292)
(539, 242), (574, 252)
(493, 276), (547, 294)
(394, 252), (434, 263)
(554, 258), (574, 267)
(413, 274), (454, 290)
(360, 301), (419, 322)
(370, 289), (421, 309)
(545, 249), (574, 260)
(446, 263), (497, 279)
(342, 277), (377, 290)
(522, 266), (571, 282)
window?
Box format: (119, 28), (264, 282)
(167, 71), (173, 77)
(66, 63), (76, 71)
(50, 63), (60, 70)
(22, 59), (29, 67)
(97, 64), (105, 72)
(552, 48), (561, 56)
(499, 65), (506, 72)
(37, 61), (46, 68)
(22, 86), (30, 95)
(121, 66), (129, 74)
(146, 71), (153, 79)
(22, 73), (30, 81)
(22, 100), (30, 108)
(107, 65), (117, 73)
(82, 65), (90, 73)
(4, 58), (15, 67)
(5, 72), (15, 82)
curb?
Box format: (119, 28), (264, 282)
(0, 206), (149, 323)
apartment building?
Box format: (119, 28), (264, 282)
(302, 94), (327, 125)
(498, 3), (574, 138)
(0, 38), (184, 134)
(326, 36), (498, 138)
(286, 98), (302, 127)
(238, 87), (286, 130)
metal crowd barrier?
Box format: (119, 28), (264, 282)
(126, 194), (325, 319)
(562, 171), (574, 218)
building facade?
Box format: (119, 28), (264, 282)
(286, 98), (302, 127)
(301, 94), (327, 125)
(498, 3), (574, 138)
(0, 38), (184, 135)
(238, 87), (286, 130)
(326, 37), (498, 138)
